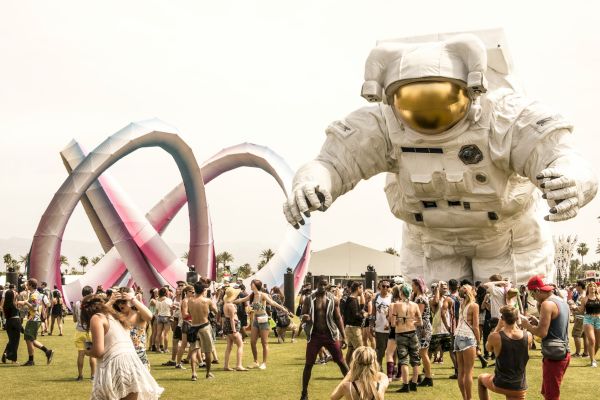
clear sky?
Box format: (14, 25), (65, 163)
(1, 0), (599, 265)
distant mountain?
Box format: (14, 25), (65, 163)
(0, 237), (276, 273)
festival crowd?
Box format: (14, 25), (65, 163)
(1, 272), (599, 400)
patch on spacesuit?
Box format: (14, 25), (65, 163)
(530, 113), (569, 134)
(327, 120), (355, 137)
(458, 144), (483, 165)
(536, 117), (555, 127)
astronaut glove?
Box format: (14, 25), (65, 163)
(536, 167), (581, 221)
(282, 183), (332, 229)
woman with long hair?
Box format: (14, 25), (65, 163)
(147, 288), (159, 352)
(175, 285), (194, 368)
(384, 285), (401, 381)
(454, 284), (480, 400)
(234, 279), (293, 369)
(412, 278), (433, 387)
(2, 287), (21, 363)
(222, 286), (247, 371)
(330, 346), (389, 400)
(112, 288), (153, 369)
(271, 286), (297, 343)
(154, 287), (172, 353)
(49, 290), (64, 336)
(580, 282), (600, 367)
(80, 294), (163, 399)
(362, 289), (376, 349)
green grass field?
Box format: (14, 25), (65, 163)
(0, 319), (597, 399)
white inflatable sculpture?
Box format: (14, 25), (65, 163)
(553, 235), (578, 286)
(283, 29), (597, 284)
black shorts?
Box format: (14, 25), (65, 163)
(173, 325), (183, 340)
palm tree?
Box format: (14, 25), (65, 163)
(384, 247), (399, 256)
(596, 239), (600, 255)
(19, 253), (29, 267)
(257, 259), (267, 271)
(237, 263), (253, 279)
(569, 259), (582, 281)
(3, 253), (13, 271)
(181, 251), (189, 261)
(79, 256), (89, 274)
(60, 255), (69, 274)
(10, 259), (20, 272)
(577, 242), (589, 267)
(90, 253), (104, 266)
(259, 249), (275, 264)
(216, 251), (234, 281)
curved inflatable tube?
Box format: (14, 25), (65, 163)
(29, 119), (211, 291)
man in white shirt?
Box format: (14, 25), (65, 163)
(484, 275), (510, 331)
(371, 279), (392, 369)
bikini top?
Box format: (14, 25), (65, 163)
(350, 381), (380, 400)
(251, 292), (266, 313)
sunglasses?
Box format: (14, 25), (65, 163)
(381, 285), (390, 288)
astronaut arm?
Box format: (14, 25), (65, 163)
(284, 105), (396, 227)
(506, 96), (598, 222)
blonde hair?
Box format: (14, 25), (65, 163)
(364, 289), (374, 300)
(460, 284), (475, 306)
(348, 346), (383, 400)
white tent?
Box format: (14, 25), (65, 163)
(308, 242), (402, 278)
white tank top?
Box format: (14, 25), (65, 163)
(455, 303), (475, 338)
(101, 315), (135, 363)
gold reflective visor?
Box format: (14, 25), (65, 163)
(393, 81), (470, 135)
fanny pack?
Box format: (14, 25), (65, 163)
(256, 314), (269, 324)
(542, 338), (569, 361)
(542, 311), (569, 361)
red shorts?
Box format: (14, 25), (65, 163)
(541, 353), (570, 400)
(305, 332), (344, 365)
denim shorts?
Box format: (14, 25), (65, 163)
(454, 335), (477, 352)
(583, 315), (600, 330)
(252, 317), (270, 331)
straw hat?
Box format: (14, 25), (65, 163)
(223, 286), (241, 303)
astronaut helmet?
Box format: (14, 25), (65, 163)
(361, 34), (488, 135)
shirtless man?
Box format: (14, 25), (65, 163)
(389, 283), (422, 393)
(300, 276), (349, 400)
(183, 281), (217, 380)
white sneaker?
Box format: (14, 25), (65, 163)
(592, 360), (598, 368)
(259, 363), (267, 370)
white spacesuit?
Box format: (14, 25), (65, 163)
(283, 31), (597, 284)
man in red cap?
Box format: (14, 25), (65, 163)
(521, 275), (570, 400)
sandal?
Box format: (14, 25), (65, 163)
(223, 367), (234, 371)
(235, 367), (248, 371)
(191, 375), (198, 381)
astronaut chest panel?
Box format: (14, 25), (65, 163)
(393, 129), (507, 200)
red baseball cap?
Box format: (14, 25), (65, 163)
(527, 275), (554, 292)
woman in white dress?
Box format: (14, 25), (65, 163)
(81, 294), (164, 400)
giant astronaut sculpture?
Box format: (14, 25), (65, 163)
(283, 30), (597, 284)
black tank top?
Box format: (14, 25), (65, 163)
(585, 297), (600, 314)
(493, 330), (529, 391)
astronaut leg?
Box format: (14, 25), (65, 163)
(472, 231), (514, 284)
(399, 225), (471, 284)
(511, 206), (555, 284)
(472, 207), (554, 285)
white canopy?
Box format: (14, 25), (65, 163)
(308, 242), (402, 277)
